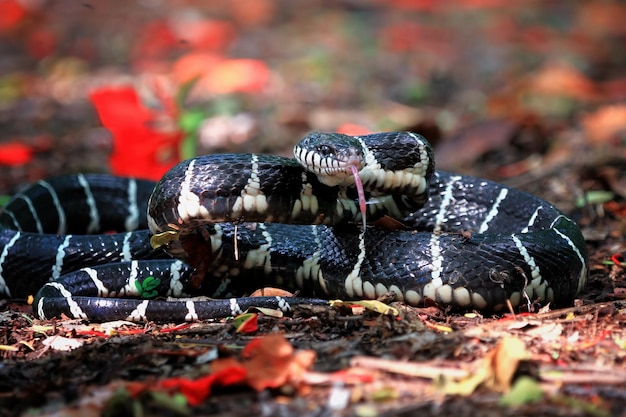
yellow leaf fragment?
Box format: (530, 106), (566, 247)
(490, 336), (529, 392)
(330, 300), (398, 316)
(150, 230), (179, 249)
(441, 336), (529, 395)
(0, 344), (19, 351)
(371, 386), (400, 402)
(250, 307), (284, 318)
(440, 365), (490, 396)
(31, 324), (54, 334)
(19, 340), (35, 351)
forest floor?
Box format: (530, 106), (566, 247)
(0, 1), (625, 416)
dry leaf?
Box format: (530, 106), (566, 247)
(442, 336), (528, 395)
(249, 287), (295, 297)
(232, 312), (259, 333)
(330, 300), (399, 316)
(42, 335), (84, 351)
(238, 334), (316, 391)
(528, 62), (598, 100)
(489, 336), (529, 391)
(525, 322), (563, 342)
(441, 365), (489, 396)
(582, 104), (626, 144)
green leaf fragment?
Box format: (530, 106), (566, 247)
(499, 376), (543, 407)
(135, 276), (161, 299)
(178, 109), (205, 160)
(0, 194), (11, 207)
(175, 75), (201, 109)
(575, 191), (614, 208)
(150, 391), (190, 415)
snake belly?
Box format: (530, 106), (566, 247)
(0, 132), (588, 322)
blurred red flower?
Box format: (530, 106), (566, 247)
(131, 21), (179, 61)
(203, 59), (270, 94)
(336, 123), (372, 136)
(89, 86), (182, 180)
(26, 28), (57, 59)
(0, 141), (33, 166)
(174, 19), (235, 51)
(0, 0), (27, 32)
(173, 54), (270, 95)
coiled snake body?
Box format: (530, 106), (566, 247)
(0, 132), (588, 322)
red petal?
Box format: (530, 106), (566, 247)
(159, 365), (247, 405)
(90, 86), (182, 179)
(90, 87), (153, 132)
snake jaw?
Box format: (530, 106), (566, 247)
(315, 152), (364, 187)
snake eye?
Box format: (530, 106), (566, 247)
(318, 144), (334, 157)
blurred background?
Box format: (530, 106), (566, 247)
(0, 0), (624, 201)
(2, 4), (625, 413)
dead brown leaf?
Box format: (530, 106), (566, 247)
(212, 334), (316, 392)
(528, 62), (599, 101)
(582, 104), (626, 144)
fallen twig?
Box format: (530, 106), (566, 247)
(349, 355), (470, 380)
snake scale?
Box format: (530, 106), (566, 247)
(0, 132), (588, 322)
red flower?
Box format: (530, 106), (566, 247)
(89, 86), (182, 180)
(0, 141), (33, 166)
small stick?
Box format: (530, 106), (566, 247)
(350, 356), (470, 380)
(234, 223), (239, 261)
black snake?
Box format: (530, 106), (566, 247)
(0, 132), (588, 322)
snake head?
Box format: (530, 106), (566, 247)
(294, 132), (366, 187)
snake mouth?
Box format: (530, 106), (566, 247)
(294, 145), (363, 184)
(311, 150), (361, 174)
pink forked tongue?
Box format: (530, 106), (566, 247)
(350, 164), (367, 230)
